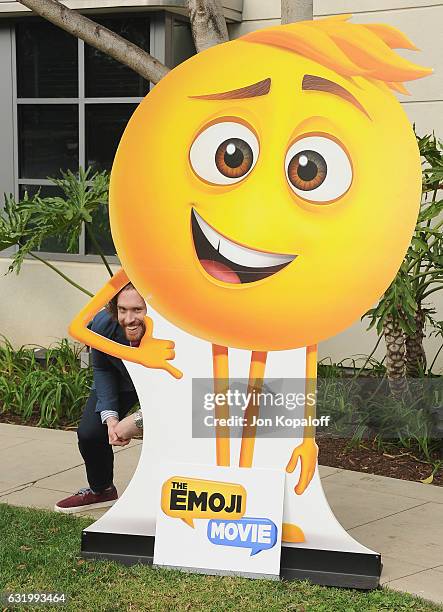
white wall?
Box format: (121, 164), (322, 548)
(0, 259), (120, 347)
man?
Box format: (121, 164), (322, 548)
(55, 283), (146, 513)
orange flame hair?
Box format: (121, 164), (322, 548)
(241, 15), (432, 93)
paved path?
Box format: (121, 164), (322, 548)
(1, 423), (442, 604)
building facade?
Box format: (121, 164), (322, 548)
(0, 0), (442, 369)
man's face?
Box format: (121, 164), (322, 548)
(117, 288), (147, 343)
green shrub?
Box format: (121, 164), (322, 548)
(0, 337), (91, 427)
(318, 360), (442, 468)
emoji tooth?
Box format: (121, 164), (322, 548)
(219, 237), (294, 268)
(193, 210), (220, 251)
(193, 210), (294, 269)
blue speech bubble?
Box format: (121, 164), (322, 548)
(207, 516), (278, 556)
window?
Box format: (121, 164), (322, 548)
(15, 16), (150, 259)
(171, 18), (196, 68)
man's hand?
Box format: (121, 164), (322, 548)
(135, 316), (183, 379)
(286, 439), (318, 495)
(114, 413), (141, 442)
(106, 416), (129, 447)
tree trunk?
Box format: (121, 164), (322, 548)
(405, 307), (427, 376)
(188, 0), (229, 52)
(383, 313), (408, 396)
(281, 0), (313, 24)
(17, 0), (169, 83)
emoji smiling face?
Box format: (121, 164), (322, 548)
(110, 33), (422, 351)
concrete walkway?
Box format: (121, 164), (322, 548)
(1, 422), (442, 604)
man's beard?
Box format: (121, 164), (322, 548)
(123, 321), (146, 343)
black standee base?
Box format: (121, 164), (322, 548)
(81, 531), (381, 590)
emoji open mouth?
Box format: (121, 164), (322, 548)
(191, 209), (296, 284)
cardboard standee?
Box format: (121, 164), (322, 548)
(71, 17), (430, 589)
(81, 312), (381, 588)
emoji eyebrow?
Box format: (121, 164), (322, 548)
(190, 78), (271, 100)
(302, 74), (370, 120)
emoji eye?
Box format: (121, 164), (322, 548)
(190, 121), (259, 185)
(285, 136), (352, 203)
(215, 138), (253, 179)
(287, 150), (327, 191)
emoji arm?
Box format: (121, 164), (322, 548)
(69, 268), (182, 379)
(286, 344), (319, 494)
(69, 268), (130, 357)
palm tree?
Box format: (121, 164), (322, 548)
(367, 134), (443, 390)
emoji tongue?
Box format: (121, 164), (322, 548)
(200, 259), (241, 284)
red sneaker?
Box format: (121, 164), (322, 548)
(54, 486), (118, 514)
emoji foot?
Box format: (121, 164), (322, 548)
(282, 523), (305, 543)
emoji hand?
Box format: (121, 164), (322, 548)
(286, 439), (318, 495)
(136, 316), (182, 379)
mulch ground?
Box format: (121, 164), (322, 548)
(2, 412), (442, 486)
(318, 435), (443, 486)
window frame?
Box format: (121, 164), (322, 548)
(8, 10), (171, 264)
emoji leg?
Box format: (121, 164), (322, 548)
(239, 351), (268, 468)
(212, 344), (230, 467)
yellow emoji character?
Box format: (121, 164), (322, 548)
(70, 16), (431, 541)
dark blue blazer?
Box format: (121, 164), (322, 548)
(89, 310), (136, 413)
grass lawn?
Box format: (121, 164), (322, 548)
(1, 504), (441, 612)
